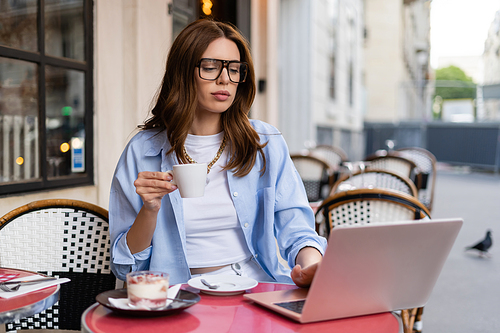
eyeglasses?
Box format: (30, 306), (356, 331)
(196, 58), (248, 83)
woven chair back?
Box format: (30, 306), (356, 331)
(0, 199), (115, 332)
(365, 155), (418, 181)
(308, 145), (348, 171)
(290, 154), (331, 202)
(397, 147), (437, 211)
(330, 169), (418, 198)
(316, 188), (431, 238)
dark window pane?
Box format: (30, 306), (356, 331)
(0, 0), (38, 52)
(0, 58), (39, 183)
(0, 0), (92, 195)
(45, 66), (85, 178)
(172, 0), (197, 39)
(45, 0), (85, 61)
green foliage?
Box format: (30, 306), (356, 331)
(432, 66), (477, 119)
(434, 66), (476, 100)
(436, 65), (473, 82)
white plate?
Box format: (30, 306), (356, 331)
(188, 275), (258, 296)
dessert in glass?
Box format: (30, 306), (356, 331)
(126, 271), (170, 309)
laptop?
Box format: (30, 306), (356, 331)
(244, 218), (463, 323)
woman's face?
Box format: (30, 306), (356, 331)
(195, 38), (241, 116)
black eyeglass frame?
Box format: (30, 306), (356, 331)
(196, 58), (249, 83)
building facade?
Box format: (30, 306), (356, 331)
(482, 10), (500, 120)
(363, 0), (431, 123)
(278, 0), (365, 160)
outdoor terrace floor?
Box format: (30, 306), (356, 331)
(424, 166), (500, 332)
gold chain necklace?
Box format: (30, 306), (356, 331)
(183, 136), (227, 174)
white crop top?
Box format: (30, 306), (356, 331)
(183, 132), (252, 268)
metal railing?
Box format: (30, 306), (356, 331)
(364, 121), (500, 172)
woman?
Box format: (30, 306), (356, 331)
(109, 19), (326, 287)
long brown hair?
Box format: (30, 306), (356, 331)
(142, 19), (266, 177)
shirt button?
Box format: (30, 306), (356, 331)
(244, 223), (249, 228)
(233, 192), (238, 197)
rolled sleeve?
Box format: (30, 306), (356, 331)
(111, 232), (152, 280)
(288, 241), (327, 269)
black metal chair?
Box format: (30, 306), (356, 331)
(0, 199), (116, 332)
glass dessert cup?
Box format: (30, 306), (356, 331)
(126, 271), (170, 309)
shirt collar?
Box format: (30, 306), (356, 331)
(144, 129), (170, 157)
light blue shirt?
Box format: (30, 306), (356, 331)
(109, 119), (327, 284)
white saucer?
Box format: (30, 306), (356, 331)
(188, 275), (258, 296)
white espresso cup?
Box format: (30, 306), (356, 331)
(166, 163), (207, 198)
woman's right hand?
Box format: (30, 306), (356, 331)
(134, 171), (178, 211)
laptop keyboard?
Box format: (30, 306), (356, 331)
(274, 300), (306, 314)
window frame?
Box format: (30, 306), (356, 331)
(0, 0), (94, 196)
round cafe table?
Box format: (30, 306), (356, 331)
(0, 267), (60, 325)
(82, 283), (402, 333)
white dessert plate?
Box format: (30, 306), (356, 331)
(188, 275), (258, 296)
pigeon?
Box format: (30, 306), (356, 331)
(465, 230), (492, 257)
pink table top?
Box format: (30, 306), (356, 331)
(0, 268), (59, 324)
(82, 282), (400, 333)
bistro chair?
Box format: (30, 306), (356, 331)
(365, 154), (420, 188)
(0, 199), (116, 332)
(290, 154), (331, 202)
(315, 188), (431, 237)
(397, 147), (437, 212)
(308, 145), (349, 184)
(315, 188), (430, 333)
(330, 169), (418, 198)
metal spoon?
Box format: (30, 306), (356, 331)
(0, 277), (57, 292)
(0, 283), (21, 292)
(127, 297), (198, 310)
(200, 278), (219, 289)
(166, 297), (198, 304)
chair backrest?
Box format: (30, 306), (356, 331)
(397, 147), (437, 211)
(308, 145), (348, 171)
(290, 154), (331, 202)
(330, 169), (418, 198)
(365, 154), (419, 184)
(316, 188), (431, 237)
(0, 199), (116, 331)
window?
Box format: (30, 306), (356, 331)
(0, 0), (93, 195)
(171, 0), (197, 40)
(171, 0), (251, 41)
(328, 0), (339, 100)
(347, 15), (356, 107)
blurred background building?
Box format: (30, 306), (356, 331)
(278, 0), (364, 161)
(482, 10), (500, 121)
(1, 0), (500, 212)
(364, 0), (431, 122)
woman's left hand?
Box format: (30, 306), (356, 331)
(291, 263), (319, 288)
